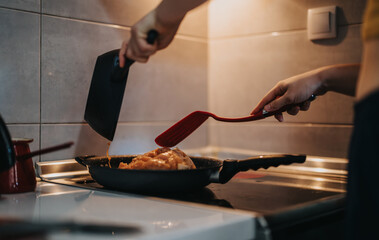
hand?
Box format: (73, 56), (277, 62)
(119, 8), (183, 66)
(251, 68), (327, 122)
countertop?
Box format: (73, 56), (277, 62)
(0, 181), (255, 240)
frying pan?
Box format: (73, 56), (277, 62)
(75, 154), (306, 193)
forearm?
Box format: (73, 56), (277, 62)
(156, 0), (208, 25)
(319, 63), (361, 96)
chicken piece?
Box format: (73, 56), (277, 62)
(118, 147), (196, 170)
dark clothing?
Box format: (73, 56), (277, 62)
(347, 90), (379, 240)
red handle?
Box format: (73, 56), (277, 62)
(210, 112), (266, 122)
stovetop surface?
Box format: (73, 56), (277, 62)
(37, 151), (347, 216)
(48, 172), (344, 215)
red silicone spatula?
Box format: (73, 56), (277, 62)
(155, 95), (316, 147)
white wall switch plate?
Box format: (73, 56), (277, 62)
(307, 6), (337, 40)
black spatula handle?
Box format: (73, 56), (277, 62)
(112, 29), (159, 82)
(218, 154), (306, 183)
(146, 29), (159, 44)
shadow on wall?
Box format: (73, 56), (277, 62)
(311, 7), (349, 46)
(98, 0), (160, 27)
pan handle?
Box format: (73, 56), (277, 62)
(218, 154), (306, 183)
(75, 155), (96, 167)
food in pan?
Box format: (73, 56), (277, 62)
(118, 147), (196, 170)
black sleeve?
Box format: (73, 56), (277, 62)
(346, 90), (379, 240)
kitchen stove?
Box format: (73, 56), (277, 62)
(36, 149), (347, 240)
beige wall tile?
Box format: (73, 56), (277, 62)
(178, 1), (208, 38)
(209, 25), (362, 124)
(40, 123), (207, 160)
(0, 0), (40, 12)
(121, 37), (208, 122)
(111, 123), (208, 154)
(209, 0), (367, 38)
(210, 122), (353, 158)
(41, 124), (108, 160)
(42, 0), (208, 38)
(42, 0), (159, 26)
(0, 9), (40, 123)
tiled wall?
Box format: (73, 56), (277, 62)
(208, 0), (366, 158)
(0, 0), (208, 161)
(0, 0), (366, 161)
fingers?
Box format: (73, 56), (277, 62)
(264, 94), (294, 112)
(119, 41), (154, 65)
(120, 28), (158, 64)
(129, 45), (156, 63)
(287, 106), (300, 115)
(119, 41), (128, 68)
(272, 97), (313, 116)
(274, 113), (284, 122)
(299, 100), (311, 111)
(287, 99), (311, 115)
(126, 46), (149, 63)
(126, 38), (156, 63)
(251, 85), (286, 115)
(251, 90), (314, 121)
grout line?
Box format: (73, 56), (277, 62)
(39, 122), (171, 125)
(209, 28), (307, 41)
(41, 13), (208, 43)
(41, 13), (132, 30)
(0, 6), (40, 14)
(208, 23), (363, 41)
(210, 121), (354, 128)
(206, 39), (211, 146)
(6, 121), (353, 128)
(39, 1), (42, 162)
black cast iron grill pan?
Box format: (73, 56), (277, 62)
(75, 154), (306, 193)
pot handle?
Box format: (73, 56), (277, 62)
(218, 154), (306, 183)
(17, 142), (74, 161)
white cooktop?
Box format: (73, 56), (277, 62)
(0, 181), (255, 240)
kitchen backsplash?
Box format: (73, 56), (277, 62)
(0, 0), (365, 161)
(207, 0), (365, 158)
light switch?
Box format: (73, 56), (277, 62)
(311, 12), (330, 33)
(307, 6), (337, 40)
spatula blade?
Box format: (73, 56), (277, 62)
(84, 30), (158, 141)
(84, 49), (132, 141)
(155, 112), (209, 147)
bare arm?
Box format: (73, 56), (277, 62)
(251, 63), (360, 122)
(156, 0), (208, 25)
(321, 63), (360, 96)
(119, 0), (208, 65)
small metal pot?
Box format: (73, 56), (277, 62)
(0, 114), (73, 194)
(0, 138), (36, 194)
